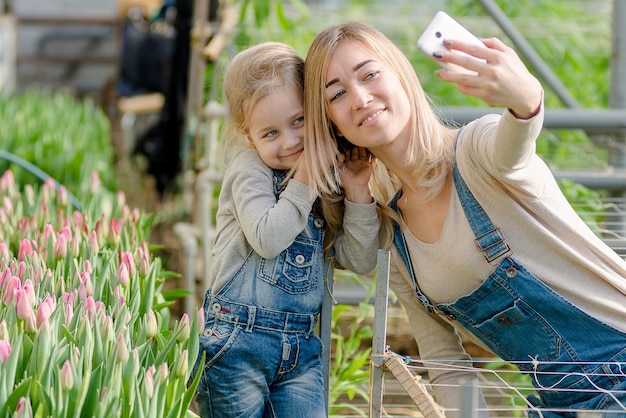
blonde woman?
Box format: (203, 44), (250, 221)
(190, 41), (379, 417)
(301, 21), (626, 417)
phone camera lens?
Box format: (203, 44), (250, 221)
(435, 31), (442, 38)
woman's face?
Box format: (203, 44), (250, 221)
(324, 40), (411, 150)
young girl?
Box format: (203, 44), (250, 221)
(301, 21), (626, 417)
(191, 42), (380, 418)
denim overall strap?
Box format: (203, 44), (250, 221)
(452, 164), (512, 263)
(389, 192), (436, 314)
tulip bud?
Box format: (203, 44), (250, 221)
(116, 333), (129, 362)
(15, 288), (33, 320)
(90, 171), (100, 193)
(145, 367), (155, 399)
(146, 310), (158, 338)
(59, 185), (68, 206)
(60, 360), (73, 390)
(17, 239), (34, 262)
(88, 231), (99, 255)
(121, 251), (136, 277)
(0, 319), (8, 340)
(54, 234), (68, 259)
(174, 349), (188, 377)
(117, 263), (129, 288)
(0, 340), (11, 363)
(0, 242), (10, 265)
(22, 279), (36, 306)
(36, 300), (53, 329)
(15, 397), (32, 418)
(1, 275), (19, 305)
(58, 226), (72, 243)
(177, 313), (190, 342)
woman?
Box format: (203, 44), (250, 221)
(301, 21), (626, 417)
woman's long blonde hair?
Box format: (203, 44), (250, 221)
(302, 21), (455, 247)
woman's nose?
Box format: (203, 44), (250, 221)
(352, 85), (372, 110)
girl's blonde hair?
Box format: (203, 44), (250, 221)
(218, 41), (345, 255)
(302, 21), (454, 247)
(218, 42), (305, 166)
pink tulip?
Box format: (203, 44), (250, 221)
(0, 267), (11, 289)
(17, 239), (34, 262)
(0, 340), (11, 363)
(15, 397), (32, 418)
(116, 333), (129, 362)
(72, 211), (84, 232)
(0, 242), (10, 265)
(0, 320), (8, 340)
(60, 359), (73, 390)
(53, 234), (67, 258)
(16, 288), (33, 319)
(90, 172), (100, 193)
(2, 276), (20, 305)
(0, 170), (15, 194)
(37, 300), (53, 329)
(177, 313), (190, 342)
(22, 279), (36, 306)
(109, 218), (120, 245)
(113, 285), (125, 305)
(64, 303), (74, 327)
(70, 235), (80, 257)
(117, 263), (129, 288)
(174, 349), (188, 377)
(137, 247), (149, 277)
(83, 296), (97, 318)
(145, 366), (155, 398)
(88, 231), (99, 255)
(58, 185), (68, 206)
(120, 251), (136, 277)
(146, 310), (158, 338)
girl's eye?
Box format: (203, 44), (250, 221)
(263, 130), (279, 139)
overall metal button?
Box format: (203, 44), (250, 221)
(314, 218), (324, 229)
(211, 303), (221, 312)
(295, 254), (305, 264)
(203, 329), (213, 337)
(506, 266), (517, 278)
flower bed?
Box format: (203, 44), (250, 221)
(0, 170), (200, 417)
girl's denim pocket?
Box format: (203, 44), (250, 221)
(259, 238), (317, 294)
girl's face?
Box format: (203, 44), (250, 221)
(324, 40), (411, 150)
(246, 85), (305, 170)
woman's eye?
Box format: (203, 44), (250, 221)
(364, 70), (379, 81)
(293, 116), (304, 127)
(329, 89), (345, 102)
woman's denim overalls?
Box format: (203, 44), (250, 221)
(194, 170), (327, 418)
(390, 161), (626, 417)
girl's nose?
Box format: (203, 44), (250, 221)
(283, 131), (302, 149)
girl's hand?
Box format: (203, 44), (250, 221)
(338, 146), (375, 204)
(433, 37), (543, 119)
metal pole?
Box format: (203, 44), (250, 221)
(370, 249), (391, 418)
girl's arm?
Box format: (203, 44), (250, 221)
(230, 150), (316, 259)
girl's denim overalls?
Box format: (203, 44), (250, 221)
(193, 170), (328, 418)
(390, 161), (626, 417)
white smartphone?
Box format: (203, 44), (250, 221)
(417, 11), (485, 75)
